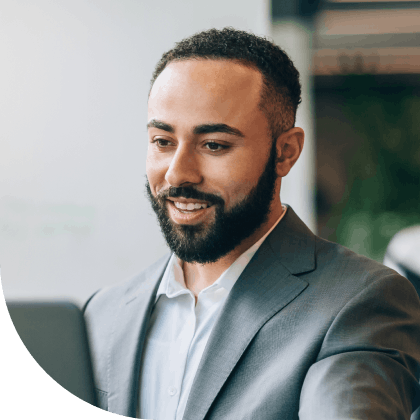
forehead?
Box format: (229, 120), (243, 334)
(148, 59), (265, 128)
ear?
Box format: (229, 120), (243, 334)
(275, 127), (304, 177)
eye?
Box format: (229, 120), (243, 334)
(152, 138), (172, 148)
(204, 142), (228, 152)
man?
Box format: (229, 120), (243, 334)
(84, 28), (420, 419)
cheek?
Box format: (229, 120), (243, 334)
(146, 147), (170, 170)
(145, 151), (155, 175)
(227, 179), (256, 203)
(146, 153), (167, 192)
(224, 153), (266, 184)
(207, 156), (264, 206)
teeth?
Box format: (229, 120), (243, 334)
(174, 202), (208, 210)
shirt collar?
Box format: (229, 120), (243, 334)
(155, 206), (287, 302)
(155, 255), (187, 302)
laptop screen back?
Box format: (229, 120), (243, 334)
(6, 300), (97, 406)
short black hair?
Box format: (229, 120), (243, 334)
(150, 27), (302, 140)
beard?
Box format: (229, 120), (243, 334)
(145, 141), (278, 264)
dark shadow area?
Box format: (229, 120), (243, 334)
(315, 74), (420, 261)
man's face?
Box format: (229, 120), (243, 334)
(146, 59), (281, 264)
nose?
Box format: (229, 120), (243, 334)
(165, 144), (203, 187)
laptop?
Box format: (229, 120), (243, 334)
(6, 300), (97, 407)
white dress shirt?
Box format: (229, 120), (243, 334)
(138, 207), (287, 420)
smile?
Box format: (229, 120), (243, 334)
(167, 200), (214, 223)
(174, 201), (209, 211)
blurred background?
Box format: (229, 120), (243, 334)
(1, 0), (420, 305)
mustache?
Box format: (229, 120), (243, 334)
(158, 186), (224, 206)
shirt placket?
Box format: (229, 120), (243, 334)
(174, 287), (222, 420)
(164, 292), (197, 420)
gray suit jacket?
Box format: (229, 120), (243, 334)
(84, 207), (420, 419)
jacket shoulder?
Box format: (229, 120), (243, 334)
(312, 235), (415, 296)
(82, 252), (170, 402)
(316, 235), (397, 273)
(84, 252), (171, 316)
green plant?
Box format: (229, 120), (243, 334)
(326, 75), (420, 261)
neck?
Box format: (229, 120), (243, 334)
(181, 201), (284, 299)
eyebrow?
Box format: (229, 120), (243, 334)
(147, 119), (174, 133)
(193, 123), (245, 138)
(147, 119), (245, 138)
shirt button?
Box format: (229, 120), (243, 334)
(168, 386), (177, 396)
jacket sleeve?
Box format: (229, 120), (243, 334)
(82, 290), (100, 314)
(299, 273), (420, 420)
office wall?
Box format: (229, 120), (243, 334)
(272, 20), (316, 233)
(0, 0), (271, 305)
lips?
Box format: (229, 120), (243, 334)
(174, 201), (209, 210)
(167, 197), (212, 211)
(167, 199), (213, 224)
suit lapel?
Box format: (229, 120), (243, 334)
(182, 207), (315, 420)
(107, 253), (171, 417)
